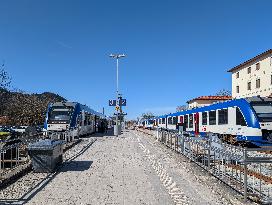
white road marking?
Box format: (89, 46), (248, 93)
(134, 131), (189, 205)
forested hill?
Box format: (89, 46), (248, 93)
(0, 88), (66, 126)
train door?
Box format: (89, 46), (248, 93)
(194, 113), (199, 135)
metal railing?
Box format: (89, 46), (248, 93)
(0, 138), (38, 184)
(154, 128), (272, 204)
(0, 130), (77, 185)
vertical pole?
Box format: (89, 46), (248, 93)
(243, 148), (248, 202)
(259, 164), (262, 196)
(116, 58), (119, 136)
(116, 58), (119, 94)
(181, 133), (184, 154)
(207, 137), (211, 170)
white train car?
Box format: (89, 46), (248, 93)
(154, 97), (272, 147)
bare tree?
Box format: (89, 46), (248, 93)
(215, 89), (231, 96)
(0, 62), (11, 89)
(176, 105), (188, 112)
(141, 112), (155, 120)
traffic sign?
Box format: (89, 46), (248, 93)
(115, 106), (120, 111)
(119, 99), (127, 106)
(109, 100), (116, 106)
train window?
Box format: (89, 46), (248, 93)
(236, 108), (246, 126)
(189, 114), (193, 128)
(173, 116), (177, 124)
(184, 115), (188, 128)
(162, 118), (165, 124)
(209, 111), (216, 125)
(179, 116), (183, 124)
(159, 119), (162, 124)
(168, 117), (172, 125)
(218, 109), (228, 125)
(202, 112), (207, 125)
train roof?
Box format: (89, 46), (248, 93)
(51, 102), (77, 108)
(154, 97), (272, 128)
(51, 102), (106, 118)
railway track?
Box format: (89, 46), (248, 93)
(0, 138), (96, 202)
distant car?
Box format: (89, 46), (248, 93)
(0, 127), (16, 138)
(12, 126), (26, 133)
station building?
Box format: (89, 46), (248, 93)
(228, 49), (272, 99)
(187, 96), (232, 109)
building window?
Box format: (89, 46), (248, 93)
(184, 115), (188, 128)
(236, 72), (239, 78)
(256, 79), (261, 88)
(202, 112), (207, 125)
(247, 82), (251, 90)
(236, 107), (246, 126)
(247, 67), (251, 74)
(256, 63), (260, 70)
(209, 111), (216, 125)
(189, 114), (193, 128)
(236, 86), (239, 93)
(218, 109), (228, 125)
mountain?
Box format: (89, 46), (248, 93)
(0, 89), (66, 126)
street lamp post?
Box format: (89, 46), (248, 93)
(110, 54), (125, 136)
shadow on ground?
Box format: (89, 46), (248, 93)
(0, 138), (97, 205)
(80, 128), (114, 138)
(61, 160), (93, 172)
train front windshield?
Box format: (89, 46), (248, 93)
(49, 108), (72, 122)
(251, 102), (272, 122)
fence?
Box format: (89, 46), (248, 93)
(153, 128), (272, 204)
(0, 138), (38, 184)
(0, 130), (77, 186)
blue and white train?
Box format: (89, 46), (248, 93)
(45, 102), (107, 137)
(144, 96), (272, 147)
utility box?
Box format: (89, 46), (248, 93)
(28, 139), (64, 173)
(114, 125), (122, 136)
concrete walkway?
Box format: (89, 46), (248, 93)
(27, 131), (174, 205)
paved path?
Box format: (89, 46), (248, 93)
(27, 131), (174, 205)
(1, 130), (249, 205)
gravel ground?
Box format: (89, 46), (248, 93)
(0, 130), (254, 205)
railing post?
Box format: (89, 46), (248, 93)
(243, 148), (248, 202)
(181, 133), (185, 154)
(207, 137), (211, 170)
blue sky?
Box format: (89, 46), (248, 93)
(0, 0), (272, 119)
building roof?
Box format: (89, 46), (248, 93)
(187, 96), (232, 104)
(227, 49), (272, 73)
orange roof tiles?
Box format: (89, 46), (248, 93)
(187, 96), (232, 103)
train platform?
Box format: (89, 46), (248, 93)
(0, 130), (251, 205)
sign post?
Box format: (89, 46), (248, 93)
(109, 53), (126, 136)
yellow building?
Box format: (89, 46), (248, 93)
(228, 49), (272, 98)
